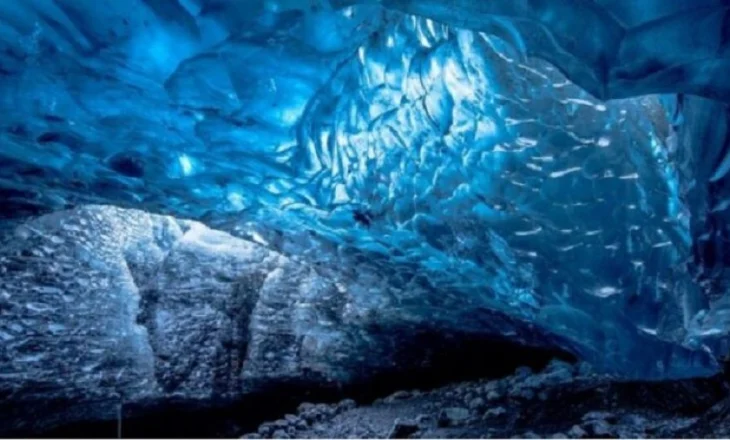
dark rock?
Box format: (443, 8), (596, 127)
(483, 407), (507, 422)
(299, 411), (318, 424)
(438, 407), (471, 427)
(337, 399), (357, 412)
(272, 420), (289, 430)
(568, 425), (588, 439)
(271, 429), (290, 439)
(550, 433), (567, 439)
(486, 390), (501, 402)
(541, 359), (575, 383)
(521, 374), (547, 390)
(241, 433), (262, 439)
(387, 418), (420, 439)
(584, 420), (613, 438)
(318, 404), (336, 417)
(453, 383), (470, 394)
(523, 431), (541, 439)
(468, 397), (486, 411)
(297, 403), (316, 414)
(582, 411), (617, 424)
(423, 402), (438, 412)
(483, 381), (500, 393)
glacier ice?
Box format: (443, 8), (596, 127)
(0, 0), (729, 379)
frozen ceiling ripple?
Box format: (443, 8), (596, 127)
(1, 0), (729, 379)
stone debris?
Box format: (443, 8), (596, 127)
(244, 358), (728, 439)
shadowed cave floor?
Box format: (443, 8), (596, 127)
(244, 361), (730, 439)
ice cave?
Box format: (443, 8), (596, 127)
(1, 0), (730, 438)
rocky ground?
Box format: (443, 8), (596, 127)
(242, 360), (730, 439)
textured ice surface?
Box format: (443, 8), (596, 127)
(0, 1), (729, 378)
(381, 0), (730, 101)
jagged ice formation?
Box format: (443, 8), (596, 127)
(1, 0), (730, 401)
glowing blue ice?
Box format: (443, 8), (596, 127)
(0, 0), (729, 379)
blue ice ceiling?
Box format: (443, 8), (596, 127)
(1, 0), (730, 378)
